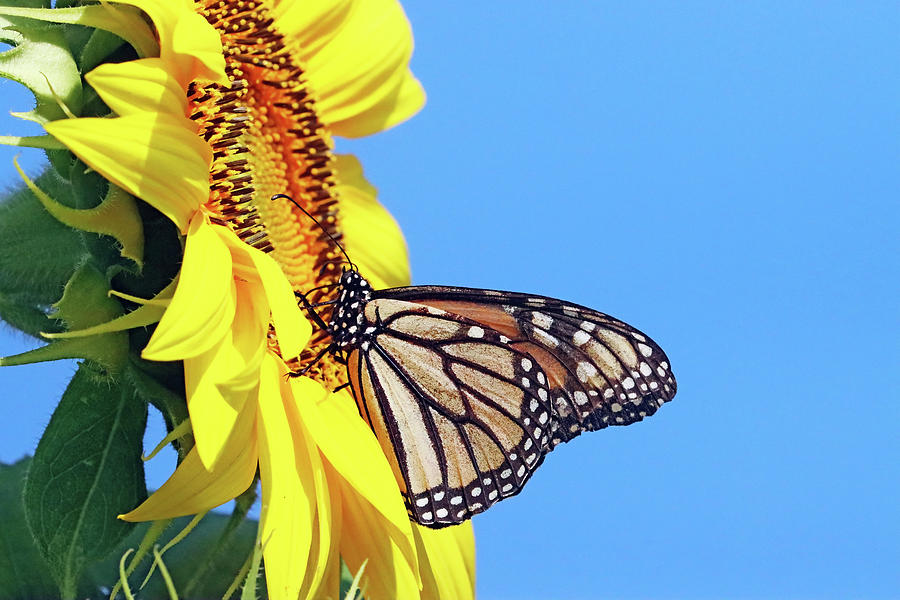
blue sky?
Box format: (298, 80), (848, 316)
(1, 2), (898, 599)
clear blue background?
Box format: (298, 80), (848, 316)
(1, 2), (897, 599)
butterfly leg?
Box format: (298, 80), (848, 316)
(286, 343), (336, 378)
(295, 290), (332, 332)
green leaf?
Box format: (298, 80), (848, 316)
(0, 458), (58, 600)
(0, 291), (62, 339)
(23, 363), (148, 600)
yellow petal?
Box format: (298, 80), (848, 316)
(44, 114), (210, 231)
(280, 371), (334, 600)
(111, 0), (227, 86)
(120, 395), (258, 521)
(257, 353), (321, 600)
(270, 0), (353, 58)
(415, 523), (476, 600)
(317, 461), (345, 599)
(335, 155), (411, 289)
(340, 483), (420, 600)
(86, 58), (188, 116)
(219, 226), (312, 361)
(302, 0), (425, 137)
(328, 65), (425, 139)
(143, 218), (235, 360)
(293, 378), (419, 581)
(184, 283), (267, 469)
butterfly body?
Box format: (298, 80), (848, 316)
(318, 269), (677, 528)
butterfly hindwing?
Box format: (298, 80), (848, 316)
(345, 297), (553, 527)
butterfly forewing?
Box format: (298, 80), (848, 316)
(346, 298), (552, 527)
(379, 286), (677, 446)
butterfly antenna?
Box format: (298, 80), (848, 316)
(271, 193), (357, 271)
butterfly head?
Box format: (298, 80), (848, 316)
(329, 270), (374, 348)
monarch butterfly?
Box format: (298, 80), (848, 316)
(276, 195), (677, 528)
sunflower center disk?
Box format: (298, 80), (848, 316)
(191, 0), (347, 384)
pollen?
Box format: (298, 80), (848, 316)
(191, 0), (346, 385)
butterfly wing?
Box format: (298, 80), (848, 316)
(346, 297), (555, 527)
(376, 286), (677, 447)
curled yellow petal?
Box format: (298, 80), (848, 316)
(340, 484), (420, 600)
(269, 0), (353, 58)
(111, 0), (227, 86)
(415, 523), (476, 600)
(44, 114), (211, 231)
(184, 283), (266, 469)
(85, 58), (188, 116)
(336, 154), (410, 289)
(329, 73), (425, 139)
(256, 353), (320, 600)
(293, 378), (419, 581)
(219, 226), (312, 361)
(143, 218), (235, 361)
(297, 0), (425, 137)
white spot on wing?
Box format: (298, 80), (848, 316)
(576, 361), (598, 382)
(532, 312), (553, 329)
(533, 328), (560, 347)
(573, 330), (591, 346)
(468, 326), (485, 338)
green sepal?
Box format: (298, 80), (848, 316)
(23, 362), (148, 600)
(52, 263), (128, 372)
(79, 27), (125, 73)
(16, 158), (144, 269)
(0, 168), (86, 313)
(54, 263), (121, 330)
(0, 160), (144, 340)
(0, 263), (128, 372)
(0, 133), (67, 149)
(0, 7), (83, 123)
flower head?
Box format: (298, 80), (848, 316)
(0, 0), (474, 598)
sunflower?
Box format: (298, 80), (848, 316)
(0, 0), (474, 598)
